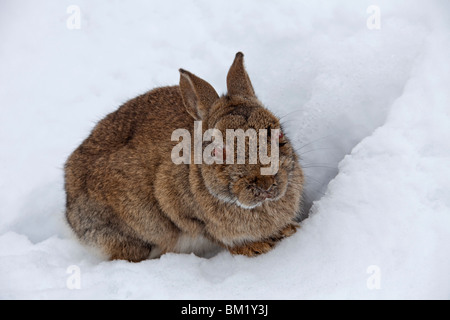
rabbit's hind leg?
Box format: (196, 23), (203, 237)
(66, 195), (154, 262)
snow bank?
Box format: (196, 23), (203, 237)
(1, 0), (449, 299)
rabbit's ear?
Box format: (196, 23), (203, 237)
(179, 69), (219, 120)
(226, 52), (255, 97)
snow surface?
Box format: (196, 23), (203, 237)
(1, 0), (450, 299)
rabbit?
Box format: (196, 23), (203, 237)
(64, 52), (304, 262)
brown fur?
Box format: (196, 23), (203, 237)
(64, 52), (304, 261)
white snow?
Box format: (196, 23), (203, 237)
(1, 0), (449, 299)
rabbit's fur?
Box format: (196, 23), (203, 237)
(65, 52), (304, 261)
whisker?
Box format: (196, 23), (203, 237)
(278, 109), (303, 121)
(296, 147), (339, 156)
(301, 165), (337, 170)
(300, 161), (336, 167)
(303, 174), (324, 185)
(293, 134), (333, 151)
(280, 119), (300, 126)
(306, 188), (327, 197)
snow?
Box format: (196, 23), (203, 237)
(1, 0), (449, 299)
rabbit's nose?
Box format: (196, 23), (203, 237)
(256, 176), (276, 192)
(261, 190), (274, 199)
(259, 184), (276, 193)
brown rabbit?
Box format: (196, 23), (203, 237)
(65, 52), (304, 262)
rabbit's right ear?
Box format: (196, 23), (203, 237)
(226, 52), (255, 97)
(179, 69), (219, 120)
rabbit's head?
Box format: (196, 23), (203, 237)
(179, 52), (300, 210)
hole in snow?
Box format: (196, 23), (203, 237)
(282, 69), (418, 219)
(261, 22), (427, 219)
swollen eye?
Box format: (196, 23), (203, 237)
(278, 131), (287, 147)
(213, 146), (226, 161)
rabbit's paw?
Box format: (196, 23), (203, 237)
(267, 223), (299, 243)
(277, 223), (299, 239)
(228, 240), (275, 257)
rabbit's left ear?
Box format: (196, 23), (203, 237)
(226, 52), (256, 97)
(179, 69), (219, 120)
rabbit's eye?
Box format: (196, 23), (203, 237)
(212, 146), (226, 161)
(267, 127), (286, 145)
(266, 127), (283, 137)
(279, 131), (288, 147)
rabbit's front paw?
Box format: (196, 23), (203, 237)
(277, 223), (299, 239)
(228, 240), (275, 257)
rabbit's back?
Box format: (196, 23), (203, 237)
(73, 86), (188, 155)
(65, 86), (189, 189)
